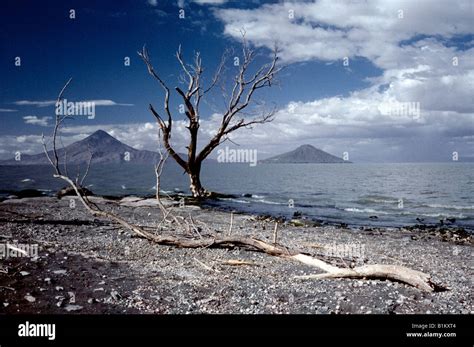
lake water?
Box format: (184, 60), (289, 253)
(1, 163), (473, 230)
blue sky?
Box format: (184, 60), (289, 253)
(0, 0), (473, 162)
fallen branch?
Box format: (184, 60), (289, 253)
(129, 233), (445, 292)
(294, 263), (442, 293)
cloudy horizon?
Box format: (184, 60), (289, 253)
(1, 0), (473, 163)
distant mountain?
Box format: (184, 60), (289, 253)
(260, 144), (349, 164)
(0, 130), (210, 165)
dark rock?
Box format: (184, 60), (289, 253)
(292, 211), (302, 218)
(16, 189), (45, 198)
(101, 195), (123, 201)
(57, 186), (94, 198)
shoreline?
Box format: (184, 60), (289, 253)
(0, 195), (472, 314)
(1, 188), (473, 233)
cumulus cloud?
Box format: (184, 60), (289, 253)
(216, 1), (473, 65)
(0, 110), (471, 162)
(212, 0), (474, 161)
(0, 134), (51, 158)
(23, 115), (51, 127)
(2, 1), (473, 163)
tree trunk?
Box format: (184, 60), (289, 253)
(188, 163), (209, 198)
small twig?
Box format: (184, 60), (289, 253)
(155, 209), (172, 231)
(273, 222), (278, 244)
(0, 286), (15, 291)
(189, 214), (202, 238)
(229, 212), (234, 235)
(193, 257), (220, 273)
(221, 259), (258, 267)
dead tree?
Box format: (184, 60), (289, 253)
(138, 38), (281, 198)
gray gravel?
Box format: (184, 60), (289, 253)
(0, 196), (472, 314)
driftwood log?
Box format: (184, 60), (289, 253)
(131, 233), (444, 293)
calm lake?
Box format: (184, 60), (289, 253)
(1, 162), (473, 230)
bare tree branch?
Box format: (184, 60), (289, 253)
(80, 144), (94, 187)
(49, 77), (72, 175)
(139, 36), (281, 197)
(154, 128), (169, 215)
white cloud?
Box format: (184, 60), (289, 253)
(86, 100), (134, 106)
(0, 108), (18, 112)
(193, 0), (227, 5)
(212, 0), (474, 161)
(13, 99), (134, 107)
(14, 100), (56, 107)
(147, 0), (158, 6)
(3, 1), (474, 162)
(216, 1), (473, 65)
(0, 135), (47, 159)
(23, 116), (51, 127)
(1, 108), (472, 162)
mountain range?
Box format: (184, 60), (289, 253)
(0, 130), (349, 165)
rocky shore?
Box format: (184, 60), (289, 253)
(0, 195), (472, 314)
